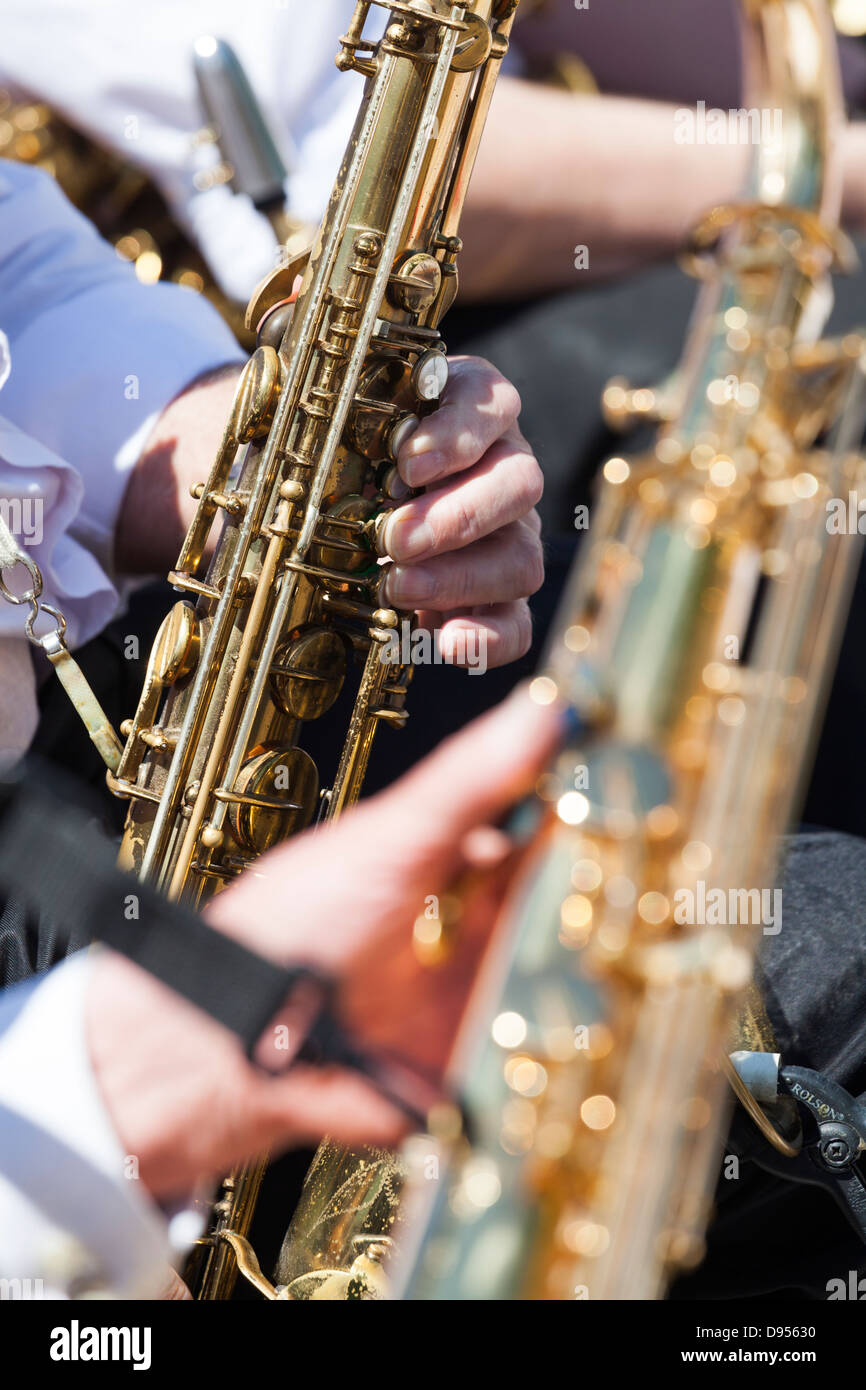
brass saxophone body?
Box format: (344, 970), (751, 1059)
(109, 0), (520, 1300)
(390, 0), (866, 1299)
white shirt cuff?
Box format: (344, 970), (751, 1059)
(0, 951), (195, 1297)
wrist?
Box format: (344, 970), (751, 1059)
(84, 948), (232, 1196)
(0, 951), (174, 1293)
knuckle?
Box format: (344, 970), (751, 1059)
(447, 352), (479, 376)
(438, 415), (484, 473)
(424, 515), (447, 556)
(495, 376), (522, 423)
(521, 537), (545, 596)
(427, 490), (476, 554)
(513, 451), (544, 511)
(452, 560), (474, 608)
(511, 601), (533, 659)
(448, 491), (480, 548)
(456, 422), (484, 467)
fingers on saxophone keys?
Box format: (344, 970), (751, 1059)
(381, 436), (544, 563)
(383, 520), (544, 610)
(395, 355), (522, 490)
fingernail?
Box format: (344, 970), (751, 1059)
(385, 564), (436, 605)
(400, 428), (435, 458)
(385, 511), (435, 561)
(401, 450), (446, 489)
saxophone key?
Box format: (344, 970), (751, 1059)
(270, 628), (348, 721)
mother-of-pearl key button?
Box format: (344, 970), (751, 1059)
(388, 412), (420, 462)
(380, 464), (413, 502)
(412, 350), (449, 402)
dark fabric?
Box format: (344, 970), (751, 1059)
(761, 833), (866, 1091)
(1, 577), (178, 989)
(0, 772), (329, 1060)
(672, 831), (866, 1301)
(0, 892), (84, 987)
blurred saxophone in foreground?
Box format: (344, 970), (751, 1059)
(386, 0), (866, 1299)
(107, 0), (521, 1300)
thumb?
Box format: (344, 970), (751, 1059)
(373, 681), (562, 857)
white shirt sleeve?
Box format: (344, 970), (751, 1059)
(0, 160), (245, 587)
(0, 1), (366, 301)
(0, 416), (118, 652)
(0, 951), (192, 1298)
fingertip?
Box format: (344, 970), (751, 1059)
(397, 427), (435, 463)
(399, 448), (446, 490)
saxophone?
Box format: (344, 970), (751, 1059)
(107, 0), (521, 1300)
(384, 0), (866, 1299)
